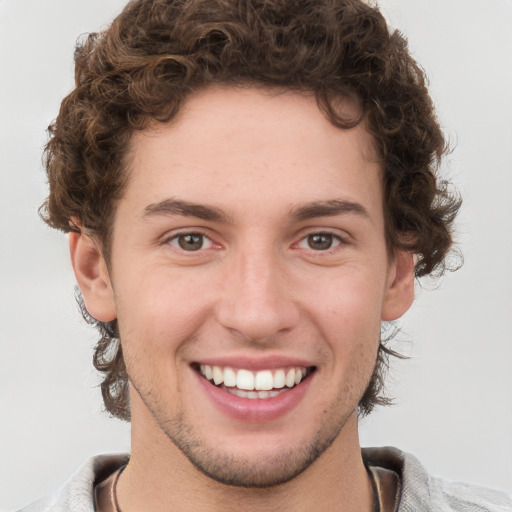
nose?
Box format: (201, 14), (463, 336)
(215, 246), (300, 342)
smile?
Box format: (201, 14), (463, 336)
(196, 364), (314, 399)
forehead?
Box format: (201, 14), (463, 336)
(123, 86), (381, 219)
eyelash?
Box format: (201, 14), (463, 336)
(296, 232), (343, 252)
(166, 231), (215, 252)
(164, 230), (346, 254)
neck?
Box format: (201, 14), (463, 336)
(119, 405), (374, 512)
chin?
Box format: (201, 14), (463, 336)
(162, 414), (348, 488)
(177, 442), (329, 488)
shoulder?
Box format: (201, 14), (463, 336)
(362, 446), (512, 512)
(16, 453), (128, 512)
(429, 477), (512, 512)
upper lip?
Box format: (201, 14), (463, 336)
(192, 355), (315, 371)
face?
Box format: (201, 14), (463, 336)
(74, 86), (413, 487)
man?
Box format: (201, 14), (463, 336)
(19, 0), (511, 511)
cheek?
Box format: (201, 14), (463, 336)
(303, 271), (385, 393)
(308, 270), (386, 339)
(115, 269), (213, 354)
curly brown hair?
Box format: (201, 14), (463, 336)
(41, 0), (461, 421)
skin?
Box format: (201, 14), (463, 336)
(71, 86), (414, 511)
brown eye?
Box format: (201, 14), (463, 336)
(299, 233), (341, 251)
(179, 234), (203, 250)
(169, 233), (212, 251)
(308, 233), (333, 250)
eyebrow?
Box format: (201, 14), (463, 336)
(141, 198), (369, 223)
(142, 199), (228, 222)
(290, 199), (370, 221)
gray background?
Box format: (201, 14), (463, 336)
(1, 0), (511, 510)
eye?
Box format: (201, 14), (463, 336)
(298, 232), (342, 251)
(168, 233), (213, 251)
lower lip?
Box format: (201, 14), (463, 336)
(195, 371), (313, 422)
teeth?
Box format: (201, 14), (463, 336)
(223, 367), (237, 387)
(212, 366), (223, 385)
(254, 370), (273, 391)
(198, 364), (310, 393)
(274, 369), (285, 388)
(285, 368), (296, 388)
(203, 364), (213, 380)
(227, 387), (288, 399)
(237, 369), (255, 390)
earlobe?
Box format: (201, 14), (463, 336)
(381, 251), (416, 322)
(69, 231), (117, 322)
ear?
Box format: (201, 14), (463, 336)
(381, 251), (415, 321)
(69, 231), (117, 322)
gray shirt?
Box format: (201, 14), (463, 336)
(19, 447), (512, 511)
